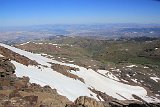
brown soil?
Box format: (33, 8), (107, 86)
(16, 42), (61, 53)
(51, 63), (85, 83)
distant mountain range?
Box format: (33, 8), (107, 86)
(1, 24), (160, 45)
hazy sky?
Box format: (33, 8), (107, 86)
(0, 0), (160, 26)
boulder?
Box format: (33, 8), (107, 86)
(0, 58), (15, 77)
(9, 90), (21, 98)
(74, 96), (104, 107)
(39, 104), (49, 107)
(23, 95), (38, 105)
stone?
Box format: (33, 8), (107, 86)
(9, 90), (21, 98)
(74, 96), (104, 107)
(39, 104), (49, 107)
(23, 95), (38, 105)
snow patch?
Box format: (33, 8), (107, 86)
(19, 41), (30, 46)
(131, 79), (138, 83)
(144, 66), (149, 69)
(126, 65), (137, 68)
(70, 68), (157, 102)
(12, 60), (98, 101)
(121, 79), (129, 83)
(111, 69), (121, 72)
(38, 43), (43, 44)
(0, 54), (4, 57)
(41, 53), (48, 56)
(68, 60), (74, 63)
(126, 74), (131, 78)
(155, 48), (158, 50)
(97, 70), (119, 81)
(150, 77), (160, 82)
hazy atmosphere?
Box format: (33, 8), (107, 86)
(1, 0), (160, 26)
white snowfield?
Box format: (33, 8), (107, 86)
(97, 70), (120, 81)
(0, 43), (159, 103)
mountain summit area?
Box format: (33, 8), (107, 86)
(1, 0), (160, 106)
(0, 36), (160, 107)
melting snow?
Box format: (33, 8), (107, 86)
(131, 79), (138, 83)
(11, 60), (98, 101)
(68, 60), (74, 63)
(144, 66), (149, 69)
(97, 70), (119, 81)
(126, 65), (137, 68)
(0, 54), (4, 57)
(0, 43), (160, 103)
(140, 80), (144, 83)
(126, 74), (131, 78)
(150, 77), (160, 82)
(41, 53), (48, 56)
(19, 41), (30, 46)
(155, 48), (158, 50)
(121, 79), (129, 83)
(111, 69), (121, 73)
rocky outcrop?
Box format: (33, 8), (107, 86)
(0, 46), (38, 66)
(23, 95), (38, 106)
(75, 96), (104, 107)
(73, 89), (160, 107)
(0, 57), (15, 77)
(66, 96), (160, 107)
(66, 96), (104, 107)
(51, 63), (85, 83)
(0, 57), (72, 107)
(0, 57), (17, 90)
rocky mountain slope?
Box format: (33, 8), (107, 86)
(15, 37), (160, 96)
(0, 42), (160, 107)
(0, 57), (72, 107)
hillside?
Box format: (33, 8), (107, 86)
(15, 37), (160, 99)
(0, 37), (160, 106)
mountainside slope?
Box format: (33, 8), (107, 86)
(0, 43), (160, 104)
(0, 56), (71, 107)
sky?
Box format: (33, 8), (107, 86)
(0, 0), (160, 26)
